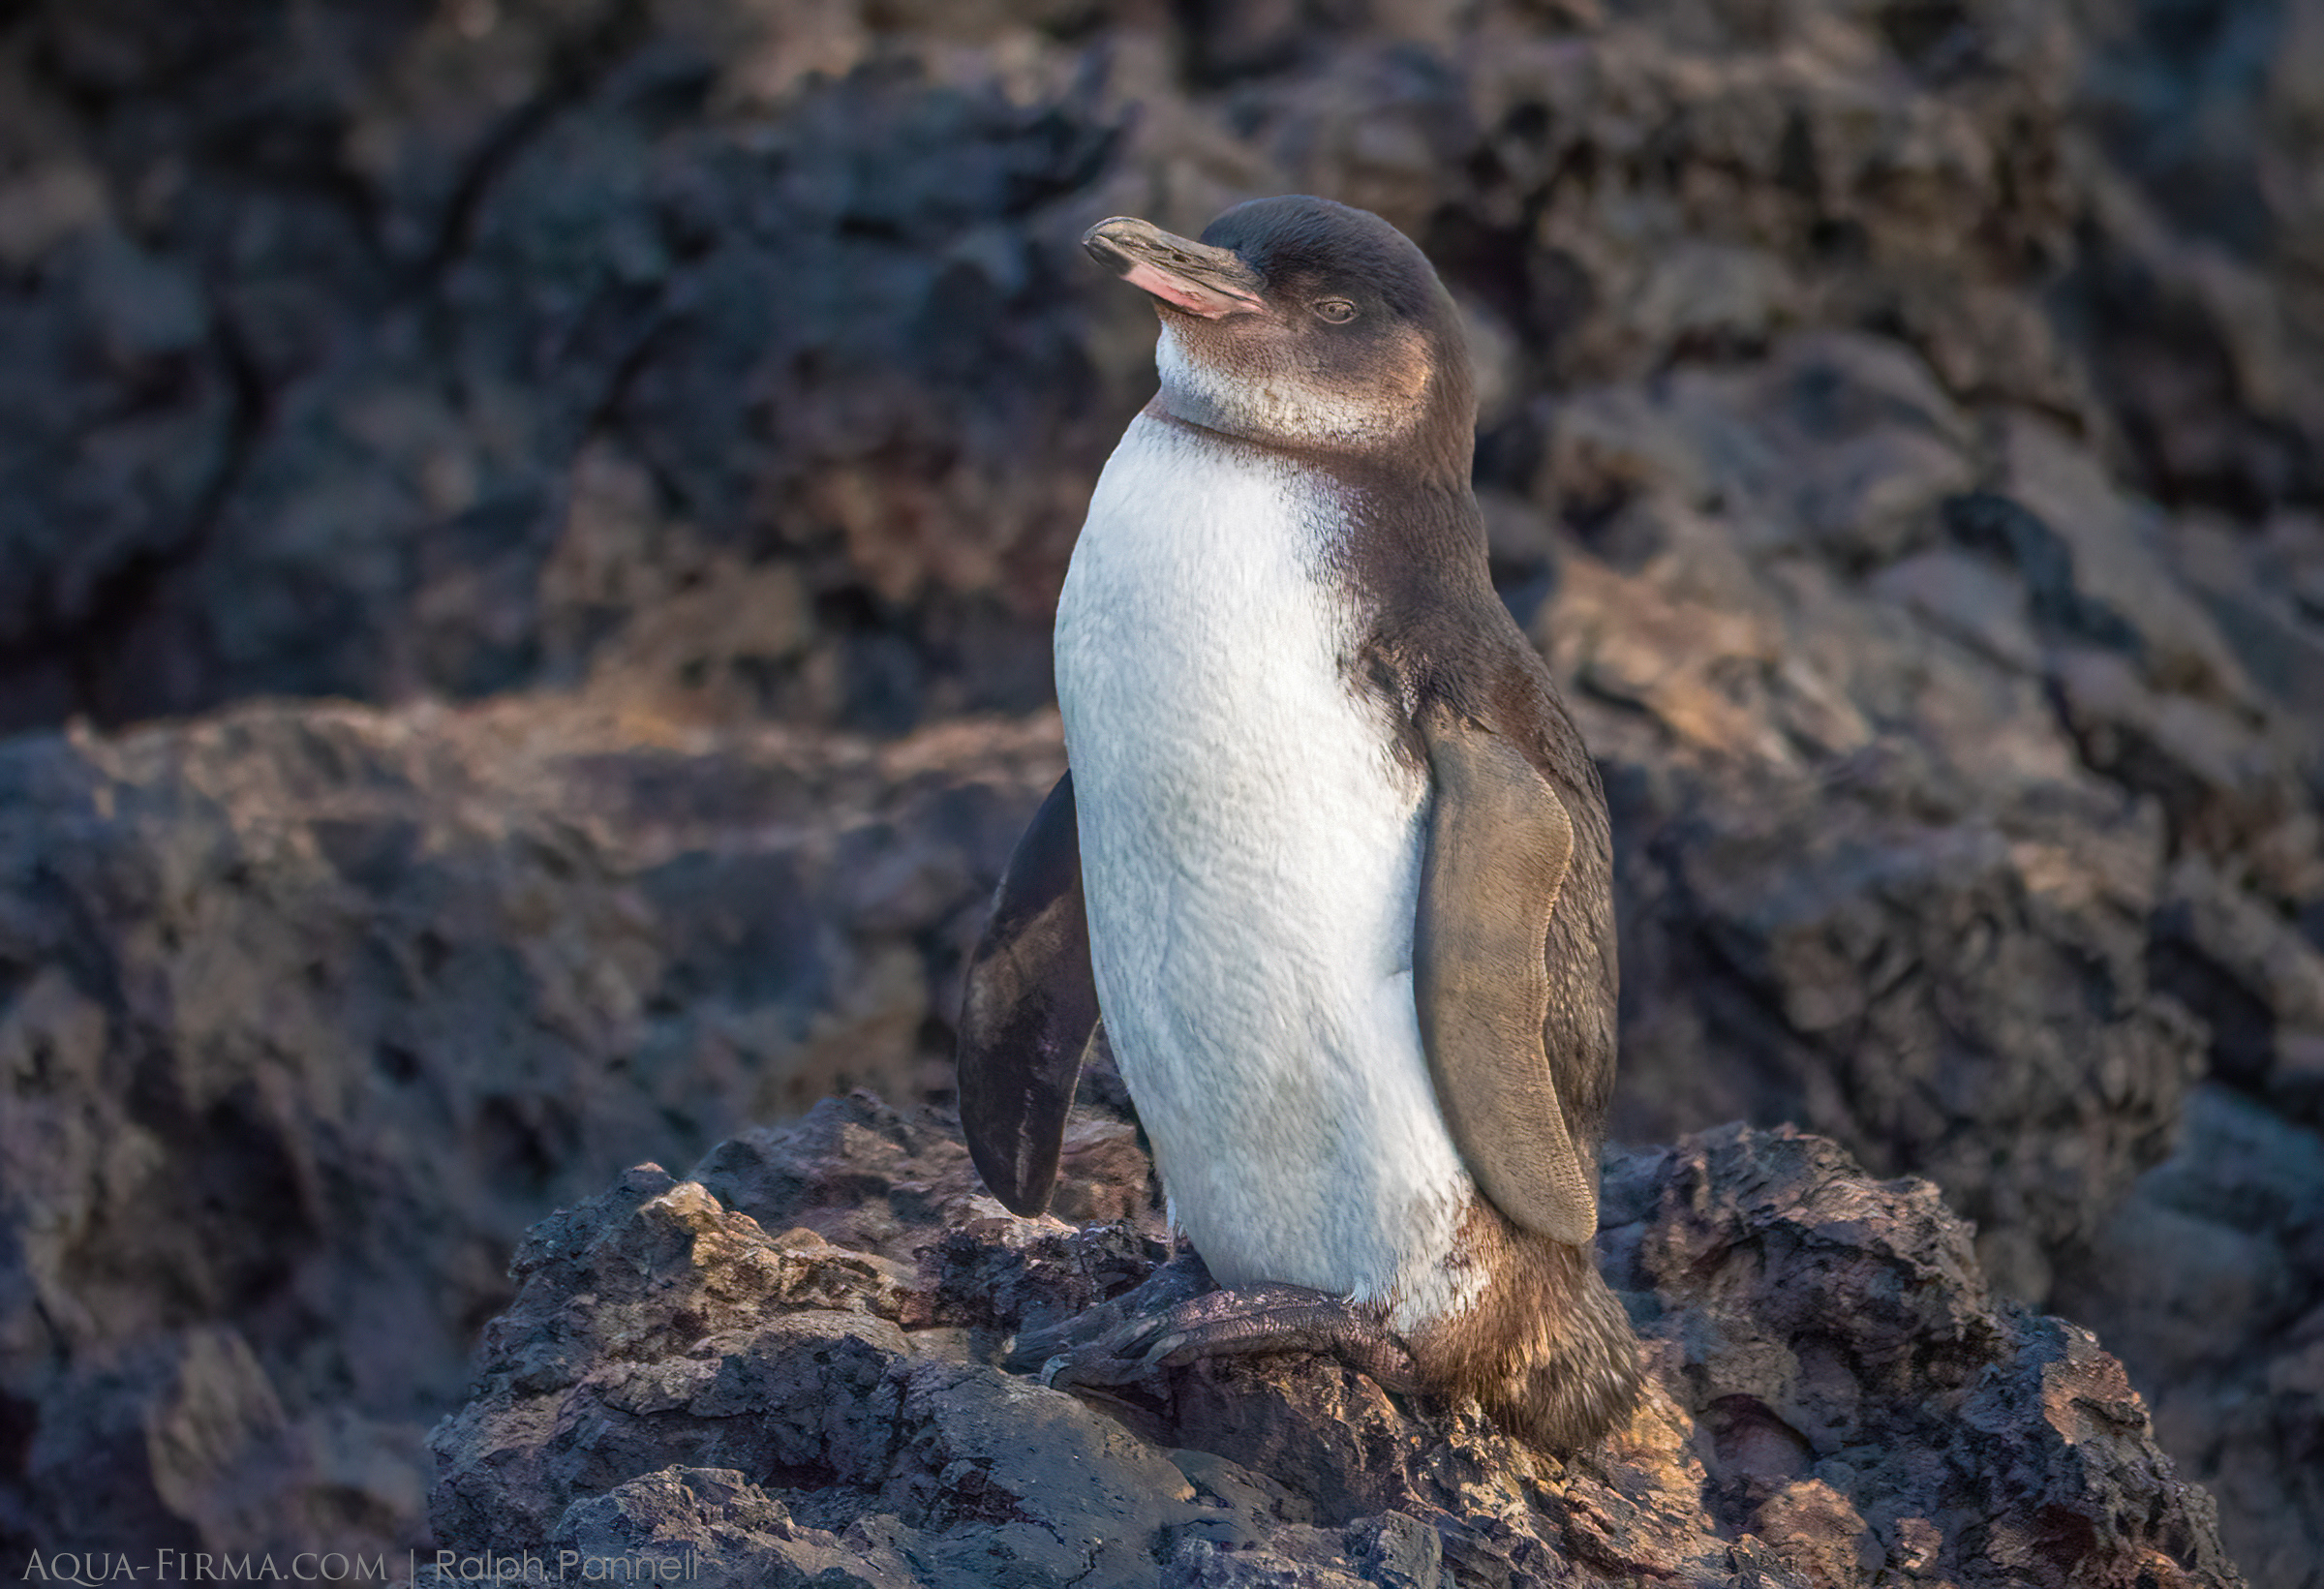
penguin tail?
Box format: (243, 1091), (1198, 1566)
(1407, 1200), (1644, 1452)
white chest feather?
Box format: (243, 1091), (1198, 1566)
(1054, 413), (1480, 1328)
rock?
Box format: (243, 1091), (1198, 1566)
(2149, 858), (2324, 1115)
(0, 0), (2312, 737)
(2074, 0), (2324, 507)
(1501, 315), (2319, 1584)
(1524, 336), (2220, 1306)
(428, 1091), (2241, 1589)
(1646, 785), (2203, 1303)
(0, 221), (235, 701)
(0, 696), (1060, 1568)
(2054, 1085), (2324, 1589)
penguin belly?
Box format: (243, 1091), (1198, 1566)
(1055, 414), (1483, 1330)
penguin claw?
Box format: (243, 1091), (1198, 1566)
(1140, 1330), (1189, 1365)
(1006, 1246), (1213, 1379)
(1035, 1319), (1179, 1390)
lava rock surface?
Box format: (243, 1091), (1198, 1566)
(0, 699), (1058, 1561)
(428, 1090), (2240, 1589)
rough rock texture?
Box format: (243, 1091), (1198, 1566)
(1, 0), (2320, 1580)
(0, 0), (2316, 739)
(428, 1090), (2240, 1588)
(1518, 341), (2324, 1581)
(0, 698), (1058, 1562)
(2054, 1084), (2324, 1589)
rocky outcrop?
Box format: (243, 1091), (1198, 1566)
(1511, 329), (2324, 1582)
(0, 0), (2315, 739)
(0, 698), (1056, 1563)
(2054, 1084), (2324, 1589)
(1517, 327), (2324, 1585)
(428, 1089), (2240, 1588)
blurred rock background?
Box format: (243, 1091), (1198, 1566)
(0, 0), (2316, 1580)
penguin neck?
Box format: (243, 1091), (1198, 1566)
(1141, 394), (1477, 504)
(1146, 344), (1479, 496)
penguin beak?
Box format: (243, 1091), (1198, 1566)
(1083, 217), (1267, 319)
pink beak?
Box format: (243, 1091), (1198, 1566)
(1083, 217), (1267, 319)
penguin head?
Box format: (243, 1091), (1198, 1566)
(1084, 197), (1476, 476)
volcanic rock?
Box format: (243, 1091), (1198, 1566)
(428, 1089), (2241, 1589)
(0, 697), (1058, 1563)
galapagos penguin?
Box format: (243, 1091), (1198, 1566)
(955, 195), (1640, 1451)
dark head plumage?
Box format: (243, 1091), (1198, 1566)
(1084, 197), (1476, 482)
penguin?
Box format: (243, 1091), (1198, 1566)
(955, 195), (1640, 1451)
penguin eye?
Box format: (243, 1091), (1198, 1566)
(1312, 298), (1358, 323)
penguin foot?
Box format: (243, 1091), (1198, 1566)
(1003, 1247), (1214, 1378)
(1025, 1281), (1422, 1395)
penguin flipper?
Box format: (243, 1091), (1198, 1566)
(1413, 704), (1599, 1247)
(957, 770), (1101, 1215)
